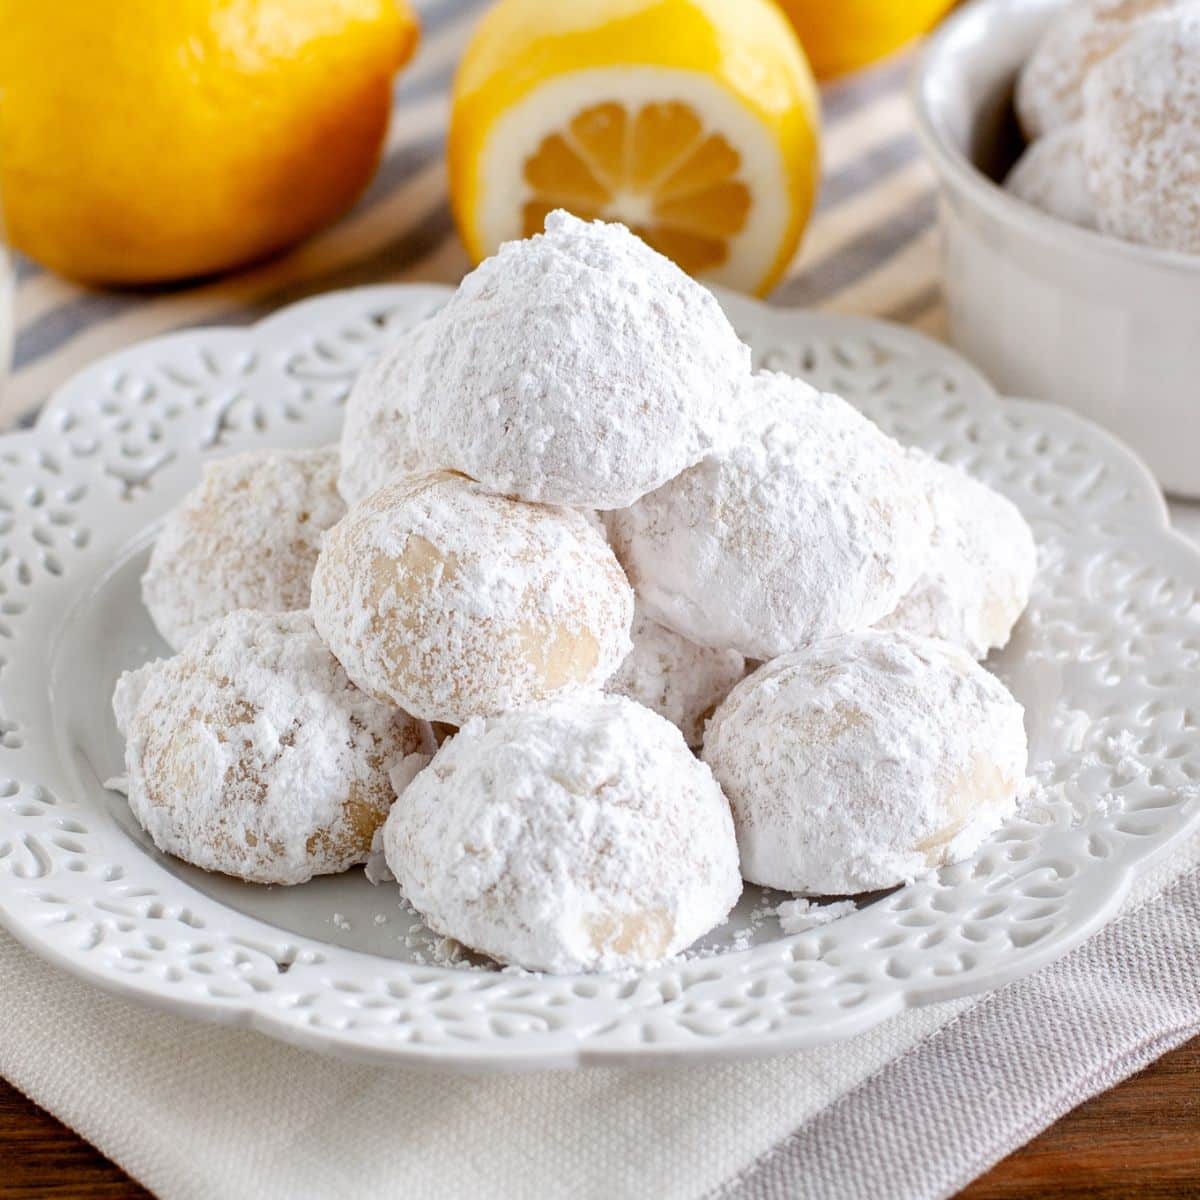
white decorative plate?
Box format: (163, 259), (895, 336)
(2, 285), (1198, 1070)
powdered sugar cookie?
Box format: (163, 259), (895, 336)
(610, 371), (932, 659)
(113, 610), (433, 886)
(311, 472), (634, 723)
(384, 693), (742, 973)
(142, 446), (345, 650)
(703, 630), (1027, 895)
(1083, 11), (1200, 253)
(337, 319), (439, 507)
(607, 603), (746, 748)
(1015, 0), (1185, 140)
(409, 210), (750, 509)
(1004, 121), (1098, 230)
(881, 453), (1036, 659)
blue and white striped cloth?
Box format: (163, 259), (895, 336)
(2, 0), (944, 430)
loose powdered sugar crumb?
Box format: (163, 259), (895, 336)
(774, 898), (858, 935)
(364, 824), (396, 887)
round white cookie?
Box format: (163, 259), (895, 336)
(610, 371), (932, 659)
(113, 610), (433, 885)
(1015, 0), (1184, 140)
(142, 446), (345, 650)
(337, 318), (439, 507)
(881, 452), (1036, 659)
(703, 630), (1027, 895)
(384, 693), (743, 973)
(407, 210), (750, 509)
(311, 472), (634, 723)
(1084, 11), (1200, 253)
(606, 603), (746, 748)
(1004, 121), (1098, 231)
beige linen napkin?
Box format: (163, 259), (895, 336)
(1, 833), (1195, 1200)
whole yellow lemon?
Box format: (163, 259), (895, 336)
(0, 0), (419, 284)
(775, 0), (955, 79)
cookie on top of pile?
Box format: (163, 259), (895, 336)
(1007, 0), (1200, 255)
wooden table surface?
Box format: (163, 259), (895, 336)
(1, 1036), (1196, 1199)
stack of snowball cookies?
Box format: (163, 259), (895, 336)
(114, 212), (1035, 976)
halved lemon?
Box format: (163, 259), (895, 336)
(448, 0), (820, 296)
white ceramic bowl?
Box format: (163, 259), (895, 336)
(912, 0), (1200, 498)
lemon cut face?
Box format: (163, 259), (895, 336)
(449, 0), (820, 296)
(489, 73), (789, 289)
(523, 100), (750, 274)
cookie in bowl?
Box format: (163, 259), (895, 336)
(1014, 0), (1186, 140)
(1004, 120), (1097, 230)
(914, 0), (1200, 495)
(1082, 11), (1200, 254)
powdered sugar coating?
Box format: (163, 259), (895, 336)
(112, 610), (433, 886)
(311, 472), (634, 724)
(610, 371), (933, 659)
(142, 446), (345, 650)
(384, 693), (743, 973)
(703, 630), (1028, 895)
(1004, 121), (1098, 231)
(1084, 11), (1200, 253)
(410, 210), (750, 508)
(1015, 0), (1184, 140)
(337, 320), (438, 507)
(606, 603), (746, 748)
(881, 452), (1036, 659)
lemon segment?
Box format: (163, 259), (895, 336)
(449, 0), (820, 296)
